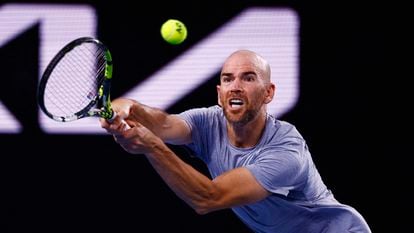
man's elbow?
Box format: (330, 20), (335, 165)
(189, 197), (220, 215)
(193, 204), (214, 215)
(186, 184), (227, 215)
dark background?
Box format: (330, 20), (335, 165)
(1, 0), (403, 232)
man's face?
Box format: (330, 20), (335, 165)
(217, 54), (272, 127)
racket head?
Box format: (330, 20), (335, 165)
(37, 37), (114, 122)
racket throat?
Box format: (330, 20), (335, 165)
(87, 108), (113, 119)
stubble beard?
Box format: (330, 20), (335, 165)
(223, 106), (259, 128)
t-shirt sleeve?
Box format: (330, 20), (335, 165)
(178, 106), (219, 162)
(245, 137), (307, 196)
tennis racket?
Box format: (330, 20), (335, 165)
(38, 37), (125, 125)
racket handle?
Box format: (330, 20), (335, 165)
(119, 119), (131, 130)
(108, 111), (131, 130)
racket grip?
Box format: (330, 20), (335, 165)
(108, 111), (131, 130)
(121, 119), (131, 130)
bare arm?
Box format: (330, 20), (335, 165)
(101, 98), (191, 144)
(101, 98), (269, 214)
(123, 123), (270, 215)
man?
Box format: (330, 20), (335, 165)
(101, 50), (371, 232)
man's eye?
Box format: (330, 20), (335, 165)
(245, 76), (255, 81)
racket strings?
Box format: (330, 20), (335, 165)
(43, 43), (107, 117)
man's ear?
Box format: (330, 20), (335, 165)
(217, 85), (222, 106)
(264, 83), (276, 104)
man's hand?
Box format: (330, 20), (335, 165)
(113, 122), (163, 155)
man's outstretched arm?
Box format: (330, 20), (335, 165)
(116, 123), (270, 215)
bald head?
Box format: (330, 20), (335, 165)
(223, 50), (271, 83)
(217, 49), (275, 132)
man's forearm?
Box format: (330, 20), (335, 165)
(126, 100), (190, 144)
(127, 101), (172, 136)
(145, 142), (218, 214)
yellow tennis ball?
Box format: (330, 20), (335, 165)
(160, 19), (187, 45)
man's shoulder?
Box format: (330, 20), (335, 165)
(207, 105), (222, 112)
(266, 114), (296, 131)
(192, 105), (223, 118)
(179, 105), (223, 125)
(266, 115), (302, 140)
(186, 105), (221, 112)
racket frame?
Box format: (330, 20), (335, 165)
(37, 37), (114, 122)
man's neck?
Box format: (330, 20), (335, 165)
(227, 112), (267, 148)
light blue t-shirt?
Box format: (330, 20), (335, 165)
(179, 105), (371, 233)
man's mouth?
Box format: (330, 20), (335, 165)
(229, 98), (244, 109)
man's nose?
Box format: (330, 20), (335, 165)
(230, 78), (243, 92)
